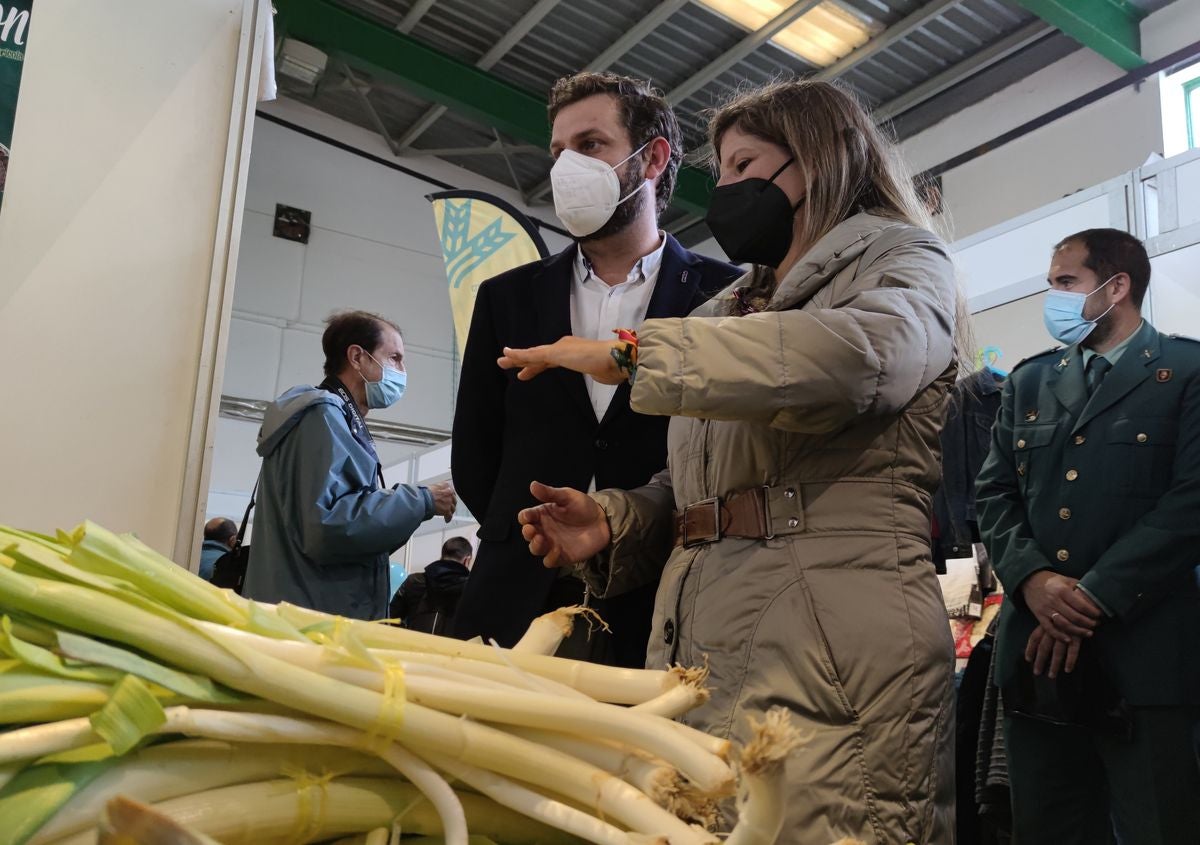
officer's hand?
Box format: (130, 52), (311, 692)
(1021, 571), (1101, 641)
(428, 481), (457, 522)
(1025, 624), (1081, 678)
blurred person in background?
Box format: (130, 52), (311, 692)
(390, 535), (473, 635)
(197, 517), (237, 582)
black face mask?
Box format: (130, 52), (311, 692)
(705, 159), (802, 268)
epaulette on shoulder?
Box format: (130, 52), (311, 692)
(1167, 333), (1200, 345)
(1010, 346), (1063, 373)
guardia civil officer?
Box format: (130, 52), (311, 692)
(977, 228), (1200, 845)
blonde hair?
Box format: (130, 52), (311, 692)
(708, 79), (972, 374)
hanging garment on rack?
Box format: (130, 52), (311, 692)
(933, 368), (1005, 566)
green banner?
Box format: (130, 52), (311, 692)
(0, 0), (33, 210)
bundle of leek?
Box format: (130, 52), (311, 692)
(0, 522), (803, 845)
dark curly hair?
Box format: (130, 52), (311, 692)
(1054, 228), (1150, 306)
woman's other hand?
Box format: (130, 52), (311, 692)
(517, 481), (612, 567)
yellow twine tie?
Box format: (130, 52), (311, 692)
(365, 660), (405, 753)
(280, 766), (334, 845)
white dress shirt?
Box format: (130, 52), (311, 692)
(570, 234), (666, 423)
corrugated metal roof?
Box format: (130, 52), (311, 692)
(308, 0), (1175, 235)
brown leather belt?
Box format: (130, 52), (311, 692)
(674, 487), (778, 548)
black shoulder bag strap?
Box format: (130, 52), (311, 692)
(236, 475), (259, 548)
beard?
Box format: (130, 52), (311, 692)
(1084, 308), (1115, 347)
(580, 156), (648, 242)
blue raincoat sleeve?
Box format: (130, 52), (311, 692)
(292, 404), (434, 564)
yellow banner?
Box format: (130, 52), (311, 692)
(428, 191), (549, 361)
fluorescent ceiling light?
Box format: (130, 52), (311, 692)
(697, 0), (879, 68)
(277, 38), (328, 86)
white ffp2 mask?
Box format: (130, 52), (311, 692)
(550, 144), (648, 237)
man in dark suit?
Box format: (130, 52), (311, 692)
(451, 72), (741, 665)
(976, 228), (1200, 845)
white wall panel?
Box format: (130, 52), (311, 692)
(0, 0), (257, 554)
(274, 326), (326, 397)
(209, 418), (262, 493)
(1148, 245), (1200, 337)
(954, 195), (1112, 309)
(900, 0), (1200, 240)
(297, 227), (453, 352)
(372, 349), (455, 430)
(417, 444), (453, 482)
(224, 318), (283, 399)
(232, 209), (305, 320)
(1176, 159), (1200, 230)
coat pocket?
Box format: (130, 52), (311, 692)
(1106, 417), (1179, 498)
(1012, 422), (1057, 496)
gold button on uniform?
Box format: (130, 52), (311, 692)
(1017, 439), (1027, 449)
(1057, 549), (1070, 562)
(1074, 435), (1086, 445)
(1059, 508), (1071, 520)
(1017, 463), (1027, 477)
(1066, 469), (1079, 481)
(1137, 433), (1148, 443)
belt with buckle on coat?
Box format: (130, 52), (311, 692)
(673, 486), (803, 548)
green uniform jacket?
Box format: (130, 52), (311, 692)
(976, 321), (1200, 706)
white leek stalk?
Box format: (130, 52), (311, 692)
(97, 795), (222, 845)
(724, 709), (806, 845)
(273, 602), (668, 704)
(195, 622), (734, 796)
(29, 740), (391, 845)
(425, 750), (661, 845)
(630, 667), (710, 719)
(50, 776), (576, 845)
(512, 606), (608, 656)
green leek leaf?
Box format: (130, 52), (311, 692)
(88, 675), (166, 756)
(0, 755), (119, 845)
(56, 631), (242, 704)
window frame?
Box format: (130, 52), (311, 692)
(1185, 76), (1200, 150)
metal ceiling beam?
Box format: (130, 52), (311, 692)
(494, 129), (527, 192)
(585, 0), (691, 71)
(1014, 0), (1145, 71)
(667, 0), (823, 104)
(274, 0), (713, 215)
(342, 62), (404, 156)
(398, 0), (564, 150)
(409, 143), (548, 157)
(396, 0), (437, 34)
(815, 0), (959, 81)
(874, 21), (1055, 122)
(221, 396), (450, 446)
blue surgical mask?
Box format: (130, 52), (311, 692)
(362, 351), (407, 409)
(1043, 275), (1117, 346)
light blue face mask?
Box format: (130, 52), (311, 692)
(362, 351), (407, 409)
(1043, 274), (1117, 346)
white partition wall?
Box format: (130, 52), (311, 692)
(0, 0), (269, 567)
(953, 174), (1134, 313)
(954, 146), (1200, 369)
(1138, 147), (1200, 336)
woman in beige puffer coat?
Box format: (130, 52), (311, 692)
(502, 80), (959, 845)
